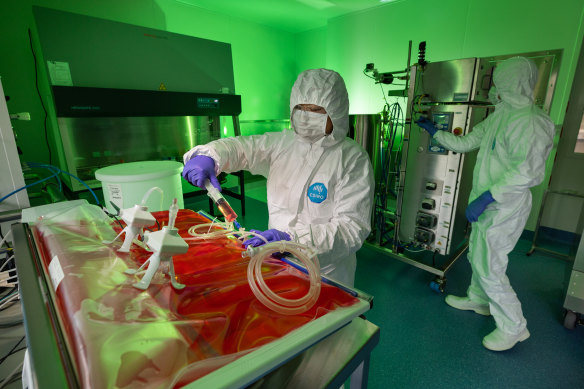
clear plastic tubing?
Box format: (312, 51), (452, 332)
(244, 242), (322, 315)
(204, 179), (238, 222)
(184, 222), (321, 315)
(141, 186), (164, 209)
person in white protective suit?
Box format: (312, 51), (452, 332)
(416, 56), (555, 351)
(182, 69), (374, 287)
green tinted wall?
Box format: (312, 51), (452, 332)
(2, 0), (583, 231)
(298, 0), (584, 231)
(322, 0), (583, 122)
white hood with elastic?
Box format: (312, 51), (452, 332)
(290, 68), (349, 147)
(493, 56), (538, 109)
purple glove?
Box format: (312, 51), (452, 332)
(182, 155), (221, 191)
(243, 229), (291, 248)
(466, 191), (495, 222)
(415, 116), (439, 137)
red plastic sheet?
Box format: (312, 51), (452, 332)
(32, 205), (359, 388)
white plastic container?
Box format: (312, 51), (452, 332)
(95, 161), (184, 213)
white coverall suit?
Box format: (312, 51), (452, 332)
(434, 57), (555, 335)
(184, 69), (374, 287)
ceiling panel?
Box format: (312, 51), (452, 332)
(174, 0), (400, 33)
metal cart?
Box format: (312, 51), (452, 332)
(563, 228), (584, 329)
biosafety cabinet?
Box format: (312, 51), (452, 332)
(366, 50), (561, 290)
(32, 6), (242, 193)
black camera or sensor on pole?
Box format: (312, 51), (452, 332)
(364, 63), (394, 85)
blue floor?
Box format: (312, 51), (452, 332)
(356, 239), (584, 388)
(185, 187), (584, 388)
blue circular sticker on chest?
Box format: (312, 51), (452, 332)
(307, 182), (327, 203)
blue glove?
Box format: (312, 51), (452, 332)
(182, 155), (221, 190)
(415, 116), (439, 137)
(243, 229), (291, 248)
(466, 191), (495, 223)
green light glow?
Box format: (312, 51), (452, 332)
(186, 117), (194, 149)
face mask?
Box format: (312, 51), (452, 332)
(488, 86), (502, 105)
(292, 109), (327, 143)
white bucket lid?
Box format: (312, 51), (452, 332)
(95, 161), (183, 183)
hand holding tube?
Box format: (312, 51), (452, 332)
(243, 229), (291, 248)
(182, 155), (221, 190)
(205, 180), (237, 222)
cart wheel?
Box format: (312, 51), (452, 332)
(430, 277), (446, 293)
(563, 310), (577, 330)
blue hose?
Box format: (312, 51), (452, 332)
(0, 171), (60, 204)
(26, 163), (101, 206)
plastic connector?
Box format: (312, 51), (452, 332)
(124, 199), (188, 291)
(242, 245), (257, 259)
(103, 204), (156, 252)
(168, 198), (179, 229)
(125, 226), (189, 290)
(143, 226), (187, 253)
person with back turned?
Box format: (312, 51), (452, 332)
(182, 68), (374, 287)
(416, 56), (555, 351)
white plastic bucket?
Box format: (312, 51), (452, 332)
(95, 161), (184, 213)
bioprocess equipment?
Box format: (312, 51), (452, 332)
(11, 198), (378, 388)
(361, 46), (562, 292)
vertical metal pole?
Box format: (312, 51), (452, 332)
(232, 115), (241, 137)
(230, 115), (245, 215)
(393, 64), (418, 251)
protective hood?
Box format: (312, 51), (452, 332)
(493, 56), (538, 109)
(290, 68), (349, 147)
